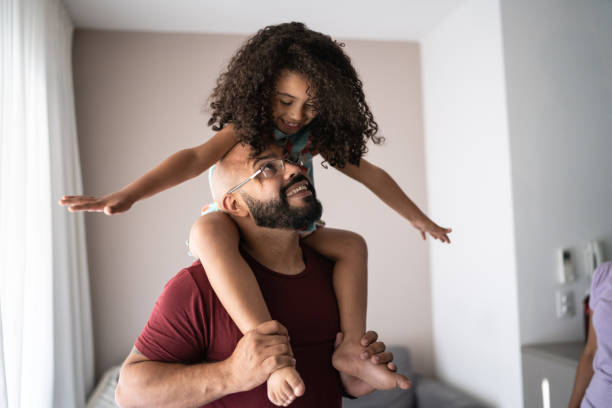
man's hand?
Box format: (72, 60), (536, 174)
(359, 331), (397, 370)
(225, 320), (295, 393)
(59, 191), (134, 215)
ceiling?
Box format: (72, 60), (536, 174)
(63, 0), (465, 42)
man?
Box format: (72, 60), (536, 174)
(115, 143), (410, 407)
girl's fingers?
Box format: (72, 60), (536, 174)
(69, 202), (104, 212)
(60, 196), (98, 205)
(62, 195), (98, 201)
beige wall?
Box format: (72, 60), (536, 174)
(72, 29), (433, 380)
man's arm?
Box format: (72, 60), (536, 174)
(116, 347), (233, 408)
(116, 321), (295, 408)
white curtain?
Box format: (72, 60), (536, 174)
(0, 0), (94, 407)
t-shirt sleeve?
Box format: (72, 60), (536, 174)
(135, 269), (208, 362)
(589, 261), (612, 310)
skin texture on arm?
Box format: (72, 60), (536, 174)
(336, 157), (452, 243)
(60, 125), (239, 214)
(115, 321), (295, 408)
(568, 310), (597, 408)
(188, 212), (272, 334)
(303, 228), (367, 343)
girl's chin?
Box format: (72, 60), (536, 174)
(279, 125), (300, 135)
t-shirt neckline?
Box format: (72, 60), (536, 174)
(239, 243), (310, 279)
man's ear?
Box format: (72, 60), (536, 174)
(220, 194), (249, 217)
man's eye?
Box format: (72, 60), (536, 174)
(280, 100), (292, 106)
(262, 162), (278, 175)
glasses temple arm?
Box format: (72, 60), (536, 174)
(226, 169), (263, 194)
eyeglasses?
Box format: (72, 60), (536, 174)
(226, 155), (306, 194)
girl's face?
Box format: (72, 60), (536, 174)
(272, 70), (317, 135)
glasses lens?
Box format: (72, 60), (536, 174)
(261, 160), (283, 178)
(286, 154), (305, 167)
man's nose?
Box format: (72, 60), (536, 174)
(283, 160), (305, 179)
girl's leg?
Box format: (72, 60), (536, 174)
(304, 227), (410, 390)
(189, 212), (304, 405)
(189, 211), (271, 332)
(303, 228), (367, 344)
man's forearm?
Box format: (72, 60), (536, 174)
(116, 358), (237, 408)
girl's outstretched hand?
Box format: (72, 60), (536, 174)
(59, 191), (134, 215)
(411, 217), (452, 244)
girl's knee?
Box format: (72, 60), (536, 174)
(342, 231), (368, 258)
(189, 212), (239, 253)
(324, 230), (367, 261)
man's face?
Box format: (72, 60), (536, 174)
(238, 147), (322, 230)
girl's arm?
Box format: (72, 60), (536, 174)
(334, 158), (451, 243)
(568, 310), (597, 408)
(60, 125), (239, 214)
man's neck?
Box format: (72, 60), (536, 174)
(238, 224), (305, 275)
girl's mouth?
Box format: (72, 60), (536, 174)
(280, 118), (302, 132)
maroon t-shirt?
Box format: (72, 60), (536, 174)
(135, 244), (342, 407)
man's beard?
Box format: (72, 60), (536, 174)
(241, 175), (322, 230)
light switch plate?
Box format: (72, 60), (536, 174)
(556, 289), (575, 318)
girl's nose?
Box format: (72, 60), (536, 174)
(288, 106), (303, 122)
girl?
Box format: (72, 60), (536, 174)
(61, 22), (451, 406)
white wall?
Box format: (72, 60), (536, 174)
(420, 0), (523, 407)
(500, 0), (612, 345)
(72, 30), (433, 380)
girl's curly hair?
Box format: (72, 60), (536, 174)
(208, 22), (383, 168)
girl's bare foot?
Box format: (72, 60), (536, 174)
(332, 336), (411, 390)
(266, 366), (305, 406)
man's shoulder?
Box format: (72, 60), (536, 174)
(159, 261), (211, 303)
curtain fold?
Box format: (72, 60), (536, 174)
(0, 0), (94, 406)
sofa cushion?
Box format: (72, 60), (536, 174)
(86, 366), (120, 408)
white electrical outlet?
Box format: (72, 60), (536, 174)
(556, 290), (575, 318)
